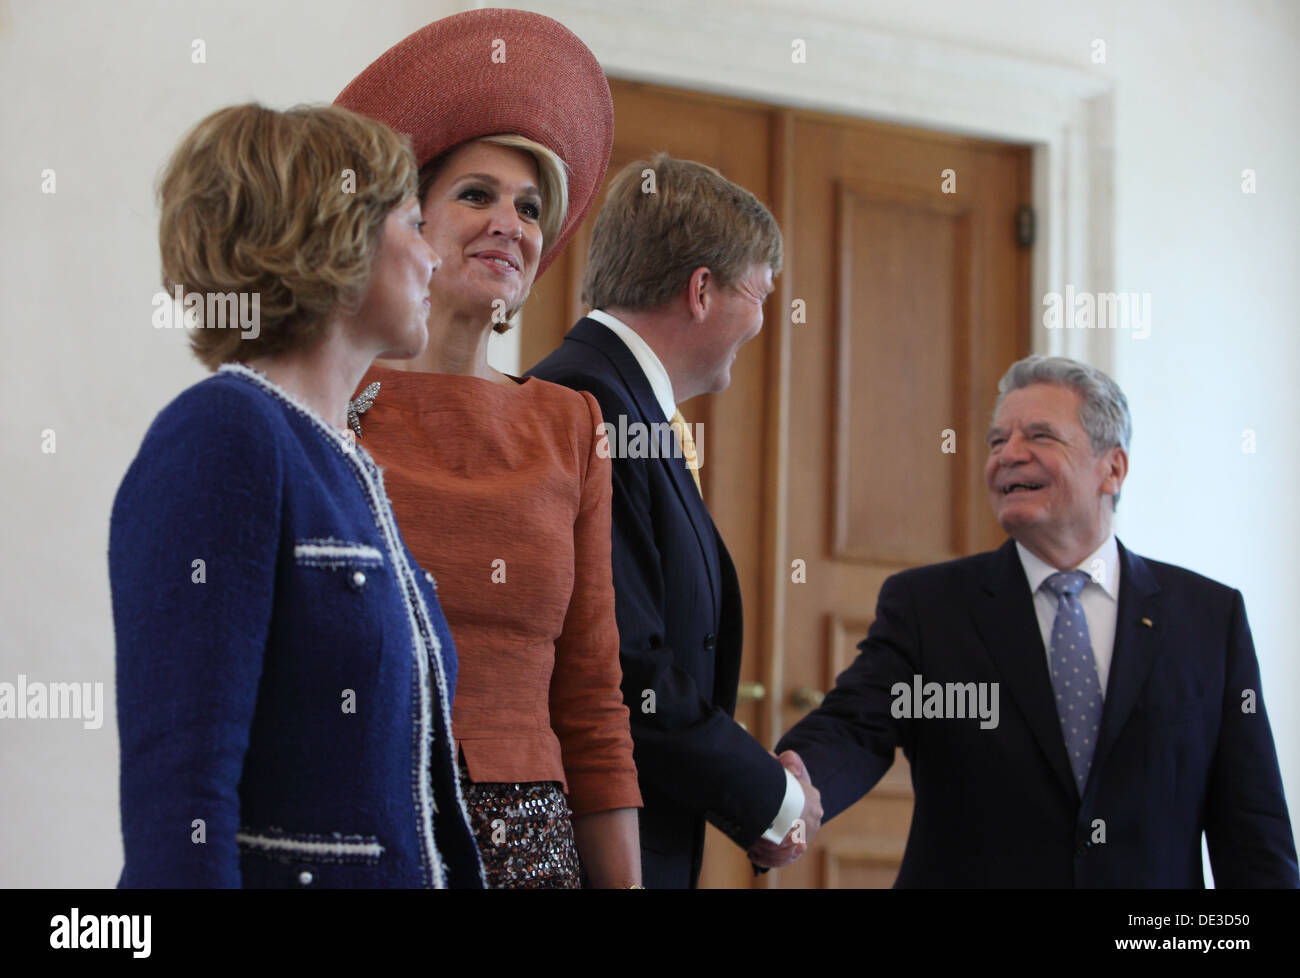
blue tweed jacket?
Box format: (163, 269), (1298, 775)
(110, 364), (484, 888)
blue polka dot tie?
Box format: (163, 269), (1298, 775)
(1044, 570), (1103, 794)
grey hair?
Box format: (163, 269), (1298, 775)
(994, 355), (1132, 506)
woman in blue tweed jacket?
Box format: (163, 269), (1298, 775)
(110, 103), (483, 888)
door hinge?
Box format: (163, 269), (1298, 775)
(1016, 204), (1036, 248)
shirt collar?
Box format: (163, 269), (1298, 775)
(586, 308), (677, 423)
(1016, 533), (1119, 602)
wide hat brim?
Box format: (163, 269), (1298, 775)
(335, 8), (614, 279)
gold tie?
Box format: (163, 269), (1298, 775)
(670, 409), (702, 497)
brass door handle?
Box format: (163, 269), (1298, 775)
(737, 681), (766, 703)
(790, 686), (825, 710)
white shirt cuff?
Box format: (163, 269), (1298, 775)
(760, 768), (806, 843)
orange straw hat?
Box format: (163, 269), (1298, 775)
(336, 8), (614, 278)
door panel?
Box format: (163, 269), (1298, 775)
(775, 112), (1030, 889)
(834, 186), (972, 565)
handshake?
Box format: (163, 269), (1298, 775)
(747, 749), (824, 869)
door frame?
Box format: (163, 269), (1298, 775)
(519, 0), (1115, 368)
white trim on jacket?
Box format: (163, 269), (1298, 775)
(218, 363), (484, 888)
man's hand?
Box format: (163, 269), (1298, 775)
(747, 750), (823, 868)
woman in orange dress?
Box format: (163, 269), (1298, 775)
(337, 9), (642, 888)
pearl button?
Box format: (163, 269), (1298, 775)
(298, 870), (313, 885)
(352, 571), (367, 588)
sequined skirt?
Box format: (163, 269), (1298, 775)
(458, 765), (583, 889)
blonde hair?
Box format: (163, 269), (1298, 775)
(582, 153), (783, 311)
(158, 103), (418, 368)
(417, 134), (569, 333)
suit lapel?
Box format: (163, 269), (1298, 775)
(562, 319), (721, 608)
(969, 540), (1078, 802)
(1090, 540), (1162, 781)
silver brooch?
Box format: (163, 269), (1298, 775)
(347, 381), (381, 438)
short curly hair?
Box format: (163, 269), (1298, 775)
(158, 103), (418, 369)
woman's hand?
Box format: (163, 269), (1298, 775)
(571, 807), (642, 888)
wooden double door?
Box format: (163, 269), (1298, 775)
(520, 79), (1031, 888)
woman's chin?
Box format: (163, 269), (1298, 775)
(378, 331), (429, 362)
(430, 282), (528, 326)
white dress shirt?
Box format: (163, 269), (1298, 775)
(1016, 534), (1121, 696)
(587, 308), (805, 843)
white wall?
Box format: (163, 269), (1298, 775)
(2, 0), (1295, 886)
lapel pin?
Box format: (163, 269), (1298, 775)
(1140, 617), (1153, 628)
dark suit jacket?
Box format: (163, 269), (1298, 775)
(778, 538), (1298, 887)
(529, 317), (786, 888)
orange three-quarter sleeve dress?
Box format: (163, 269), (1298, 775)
(349, 364), (642, 887)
